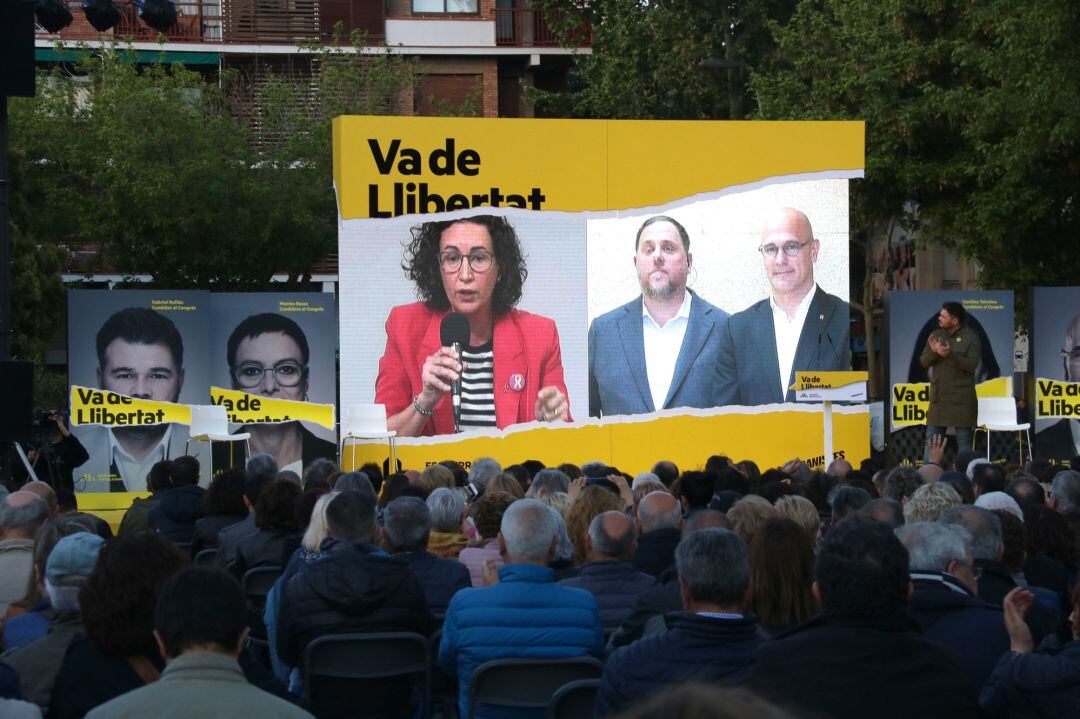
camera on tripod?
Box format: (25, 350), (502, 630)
(32, 408), (69, 433)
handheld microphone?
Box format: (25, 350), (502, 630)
(440, 312), (471, 433)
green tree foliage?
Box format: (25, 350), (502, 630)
(529, 0), (795, 119)
(240, 32), (417, 284)
(7, 37), (415, 378)
(754, 0), (1080, 310)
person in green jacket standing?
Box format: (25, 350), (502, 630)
(921, 302), (982, 464)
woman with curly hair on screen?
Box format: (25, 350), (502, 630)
(376, 215), (570, 436)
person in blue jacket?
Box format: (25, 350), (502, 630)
(438, 499), (604, 719)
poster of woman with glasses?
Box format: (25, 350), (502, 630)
(373, 215), (579, 437)
(211, 294), (338, 472)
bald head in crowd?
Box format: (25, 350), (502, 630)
(22, 481), (59, 518)
(587, 511), (638, 562)
(636, 491), (683, 534)
(1, 492), (49, 540)
(827, 459), (852, 479)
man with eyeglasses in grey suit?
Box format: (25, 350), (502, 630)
(712, 207), (850, 406)
(1035, 311), (1080, 460)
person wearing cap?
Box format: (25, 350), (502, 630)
(2, 517), (95, 653)
(0, 532), (104, 710)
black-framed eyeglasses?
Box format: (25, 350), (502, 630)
(438, 250), (494, 274)
(758, 239), (813, 259)
(1060, 347), (1080, 362)
(231, 361), (307, 389)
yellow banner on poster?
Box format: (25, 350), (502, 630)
(69, 385), (190, 427)
(209, 387), (336, 430)
(333, 116), (865, 219)
(341, 406), (869, 476)
(891, 377), (1013, 427)
(791, 371), (868, 391)
(1034, 378), (1080, 419)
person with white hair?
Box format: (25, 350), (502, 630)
(467, 457), (502, 495)
(897, 522), (1010, 694)
(974, 492), (1024, 521)
(941, 505), (1059, 646)
(425, 488), (469, 559)
(632, 472), (661, 490)
(1048, 469), (1080, 557)
(438, 499), (603, 719)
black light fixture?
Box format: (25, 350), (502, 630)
(140, 0), (176, 32)
(82, 0), (121, 31)
(34, 0), (73, 33)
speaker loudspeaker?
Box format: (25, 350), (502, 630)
(0, 362), (35, 444)
(0, 0), (36, 98)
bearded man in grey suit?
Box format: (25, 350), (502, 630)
(589, 216), (729, 418)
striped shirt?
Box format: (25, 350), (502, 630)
(460, 341), (497, 428)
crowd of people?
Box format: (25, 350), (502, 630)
(0, 447), (1078, 719)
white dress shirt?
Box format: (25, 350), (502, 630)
(1069, 420), (1080, 456)
(642, 292), (692, 411)
(771, 287), (816, 400)
(109, 424), (174, 491)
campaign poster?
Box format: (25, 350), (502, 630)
(208, 292), (339, 474)
(67, 290), (337, 492)
(885, 290), (1015, 464)
(1031, 287), (1080, 461)
(67, 290), (211, 492)
(336, 116), (863, 457)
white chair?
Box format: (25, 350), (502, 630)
(340, 404), (397, 472)
(975, 397), (1031, 463)
(185, 405), (251, 477)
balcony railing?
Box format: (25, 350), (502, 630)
(493, 8), (589, 48)
(35, 0), (384, 45)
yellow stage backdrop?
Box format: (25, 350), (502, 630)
(333, 117), (865, 218)
(341, 405), (869, 477)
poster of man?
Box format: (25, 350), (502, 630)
(1031, 287), (1080, 461)
(68, 291), (211, 492)
(884, 290), (1013, 464)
